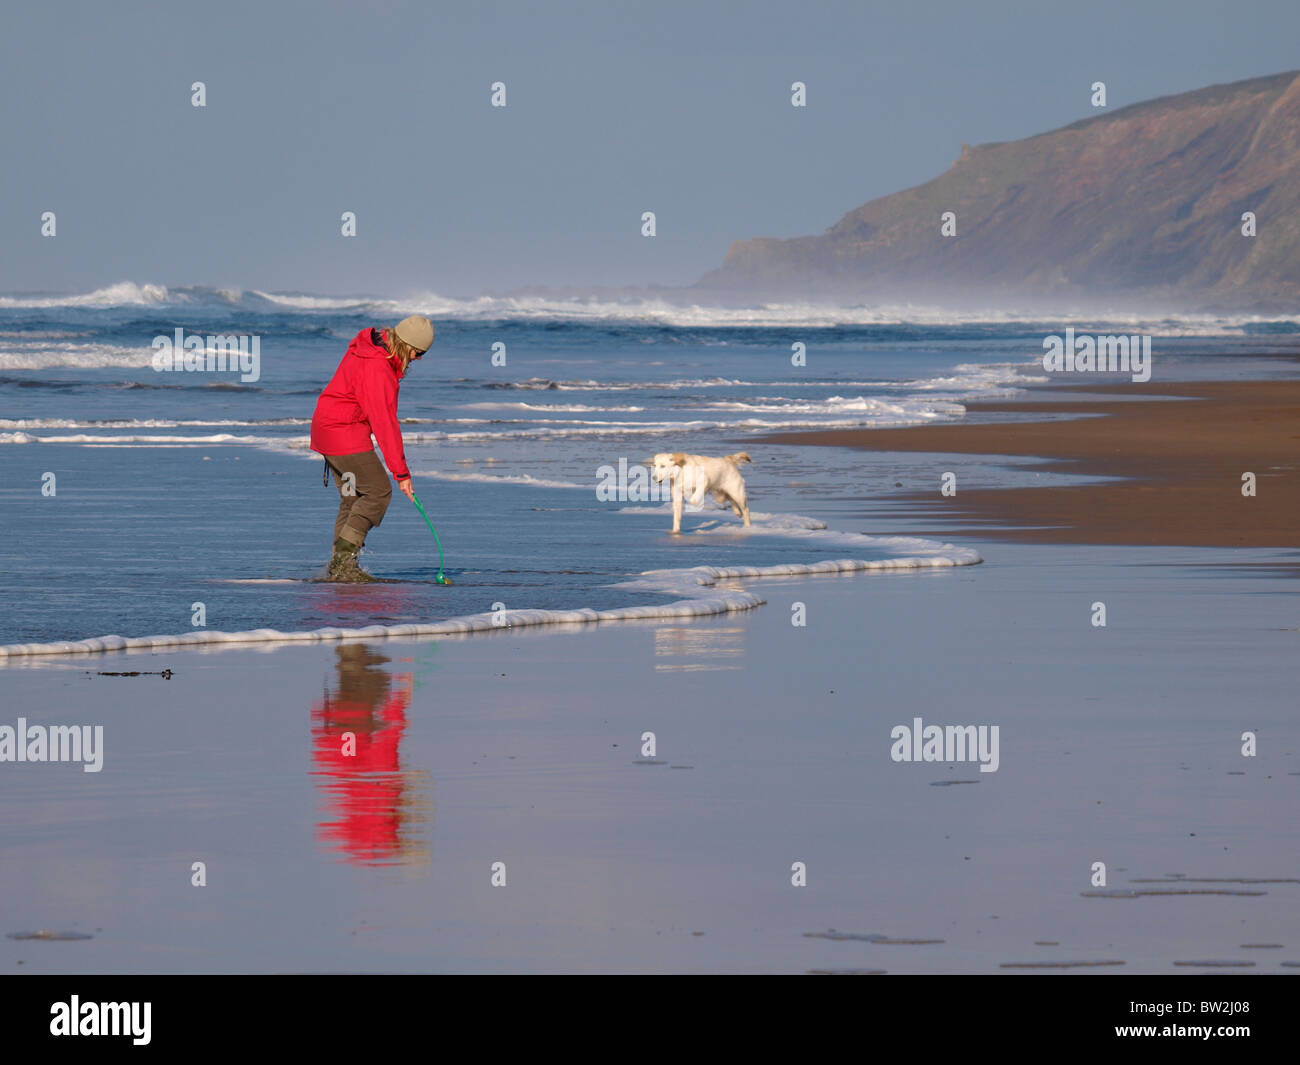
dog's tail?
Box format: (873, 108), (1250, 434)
(725, 452), (752, 466)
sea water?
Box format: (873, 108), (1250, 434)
(1, 283), (1297, 650)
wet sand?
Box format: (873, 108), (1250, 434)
(755, 379), (1300, 547)
(1, 540), (1297, 974)
(2, 378), (1298, 973)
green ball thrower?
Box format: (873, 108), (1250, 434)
(410, 493), (452, 585)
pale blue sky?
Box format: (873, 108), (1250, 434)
(3, 0), (1296, 296)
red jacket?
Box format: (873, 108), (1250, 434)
(310, 328), (410, 479)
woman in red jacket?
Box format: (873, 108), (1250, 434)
(310, 315), (433, 581)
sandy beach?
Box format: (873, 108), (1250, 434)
(757, 378), (1300, 548)
(1, 542), (1296, 974)
(3, 372), (1298, 973)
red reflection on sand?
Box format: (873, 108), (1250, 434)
(309, 643), (429, 865)
(309, 583), (423, 621)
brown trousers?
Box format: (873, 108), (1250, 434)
(324, 450), (393, 546)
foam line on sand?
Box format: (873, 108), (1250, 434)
(0, 546), (981, 659)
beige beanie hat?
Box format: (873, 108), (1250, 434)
(394, 315), (434, 352)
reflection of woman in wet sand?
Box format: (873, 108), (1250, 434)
(309, 643), (431, 865)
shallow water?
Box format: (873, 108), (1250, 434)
(2, 291), (1297, 973)
(4, 288), (1298, 648)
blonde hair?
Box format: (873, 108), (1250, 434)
(383, 327), (421, 376)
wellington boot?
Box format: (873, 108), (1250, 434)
(326, 538), (376, 583)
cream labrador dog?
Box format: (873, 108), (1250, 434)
(650, 451), (752, 533)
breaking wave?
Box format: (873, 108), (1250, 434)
(3, 281), (1298, 335)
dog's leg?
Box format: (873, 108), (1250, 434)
(671, 476), (683, 534)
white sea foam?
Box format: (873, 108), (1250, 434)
(0, 404), (952, 447)
(0, 330), (94, 339)
(0, 544), (982, 660)
(695, 395), (965, 417)
(458, 401), (647, 413)
(372, 291), (1300, 333)
(0, 282), (171, 309)
(410, 468), (591, 489)
(906, 362), (1049, 391)
(0, 421), (944, 447)
(0, 431), (298, 447)
(4, 281), (1299, 335)
(485, 376), (751, 392)
(0, 417), (308, 430)
(396, 414), (953, 442)
(0, 343), (159, 370)
(469, 364), (1040, 394)
(703, 515), (984, 557)
(617, 506), (986, 563)
(246, 290), (375, 311)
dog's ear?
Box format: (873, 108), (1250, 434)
(671, 452), (687, 466)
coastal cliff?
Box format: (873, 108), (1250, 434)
(697, 71), (1300, 309)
